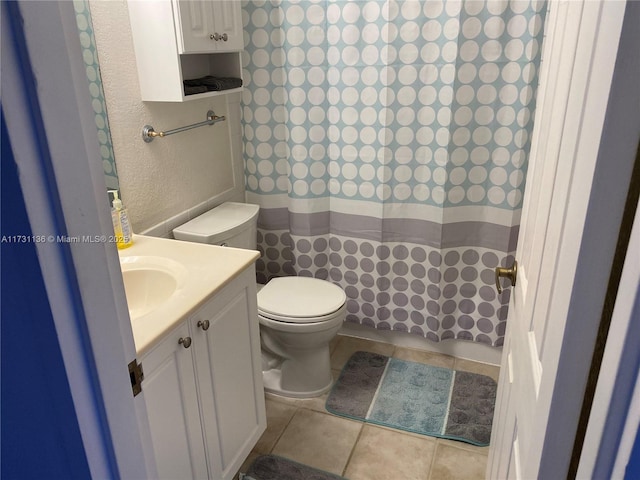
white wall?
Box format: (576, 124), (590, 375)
(89, 0), (244, 235)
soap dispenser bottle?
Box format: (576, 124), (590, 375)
(109, 190), (133, 249)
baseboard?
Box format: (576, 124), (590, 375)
(339, 322), (503, 366)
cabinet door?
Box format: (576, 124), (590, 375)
(140, 323), (208, 480)
(191, 270), (266, 480)
(174, 0), (217, 53)
(175, 0), (242, 53)
(211, 1), (243, 51)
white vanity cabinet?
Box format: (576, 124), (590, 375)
(140, 267), (266, 480)
(127, 0), (244, 102)
(175, 0), (243, 53)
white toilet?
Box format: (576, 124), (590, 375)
(173, 202), (346, 398)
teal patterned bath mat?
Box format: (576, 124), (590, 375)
(326, 351), (496, 446)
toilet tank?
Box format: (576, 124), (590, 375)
(172, 202), (259, 249)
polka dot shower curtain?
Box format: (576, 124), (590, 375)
(242, 0), (546, 346)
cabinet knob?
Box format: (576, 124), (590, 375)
(197, 320), (210, 331)
(178, 337), (192, 349)
(211, 32), (228, 42)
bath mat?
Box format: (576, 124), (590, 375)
(326, 351), (497, 446)
(242, 454), (346, 480)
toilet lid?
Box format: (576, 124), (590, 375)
(257, 277), (346, 323)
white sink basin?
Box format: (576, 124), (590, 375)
(118, 235), (260, 355)
(120, 256), (188, 321)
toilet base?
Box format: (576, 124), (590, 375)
(262, 368), (333, 398)
(258, 305), (345, 399)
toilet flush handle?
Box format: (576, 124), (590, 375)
(197, 320), (210, 331)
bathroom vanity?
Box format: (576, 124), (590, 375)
(119, 235), (265, 480)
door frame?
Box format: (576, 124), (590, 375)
(2, 1), (152, 478)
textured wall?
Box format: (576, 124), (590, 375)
(89, 1), (244, 234)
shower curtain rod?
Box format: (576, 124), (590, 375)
(141, 110), (226, 143)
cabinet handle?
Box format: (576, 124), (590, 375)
(210, 32), (228, 42)
(178, 337), (192, 349)
(197, 320), (210, 331)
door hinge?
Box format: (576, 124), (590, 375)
(128, 359), (144, 397)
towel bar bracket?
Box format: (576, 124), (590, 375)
(142, 110), (226, 143)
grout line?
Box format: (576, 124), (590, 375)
(292, 401), (366, 476)
(267, 401), (299, 455)
(341, 421), (365, 477)
(329, 336), (342, 355)
(427, 441), (440, 480)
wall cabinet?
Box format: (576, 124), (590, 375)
(127, 0), (244, 102)
(141, 268), (266, 479)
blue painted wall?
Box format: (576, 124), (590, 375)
(626, 424), (640, 479)
(1, 111), (91, 479)
(624, 283), (640, 480)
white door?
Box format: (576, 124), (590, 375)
(488, 2), (627, 478)
(3, 1), (154, 478)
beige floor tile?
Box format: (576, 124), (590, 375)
(392, 347), (456, 369)
(344, 425), (435, 480)
(330, 335), (395, 370)
(454, 358), (500, 382)
(330, 335), (341, 354)
(253, 399), (298, 454)
(272, 409), (362, 475)
(429, 443), (488, 480)
(264, 391), (299, 407)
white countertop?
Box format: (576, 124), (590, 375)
(119, 235), (260, 355)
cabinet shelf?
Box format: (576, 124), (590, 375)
(180, 86), (243, 102)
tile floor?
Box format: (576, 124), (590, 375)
(237, 335), (500, 480)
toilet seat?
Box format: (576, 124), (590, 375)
(257, 277), (346, 324)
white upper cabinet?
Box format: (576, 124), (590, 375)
(174, 1), (243, 53)
(127, 0), (244, 102)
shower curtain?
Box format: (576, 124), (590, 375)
(241, 0), (546, 346)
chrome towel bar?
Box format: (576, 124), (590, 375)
(142, 110), (226, 143)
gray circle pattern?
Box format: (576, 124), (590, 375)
(256, 229), (513, 346)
